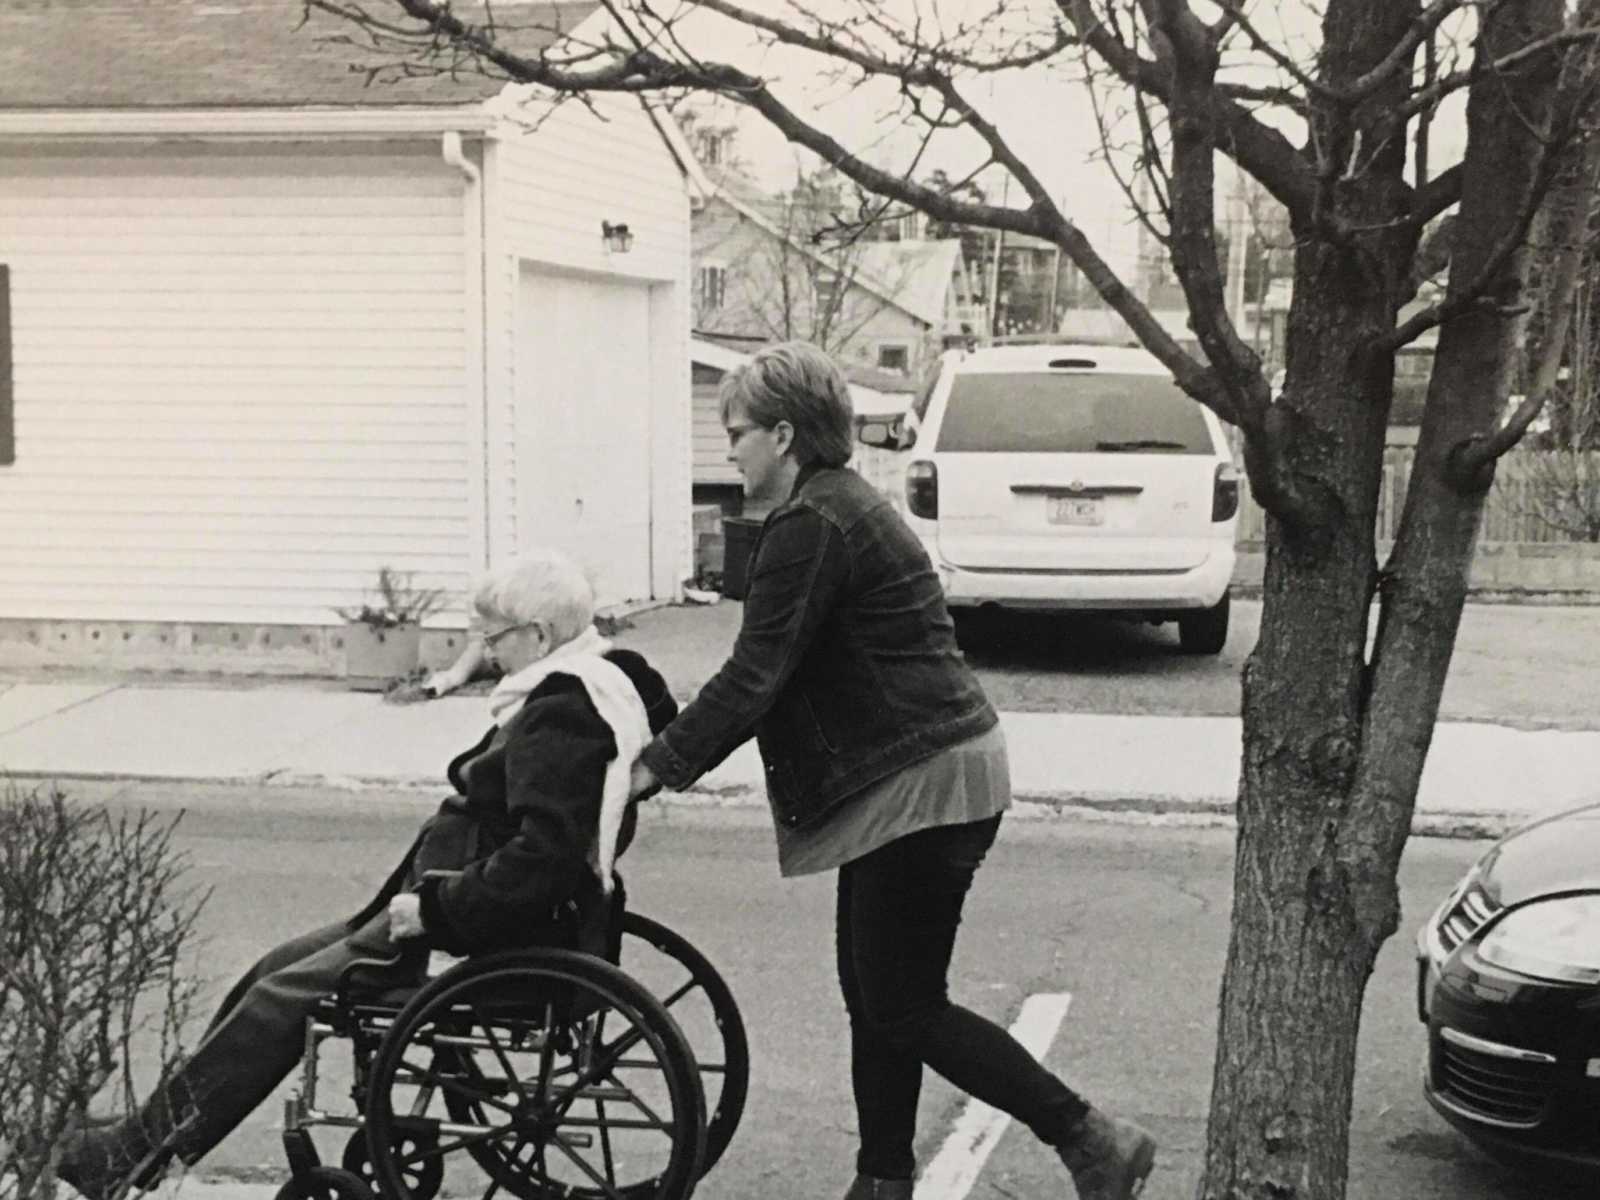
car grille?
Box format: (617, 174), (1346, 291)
(1436, 883), (1500, 955)
(1436, 1029), (1557, 1128)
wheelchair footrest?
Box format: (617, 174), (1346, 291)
(282, 1125), (322, 1180)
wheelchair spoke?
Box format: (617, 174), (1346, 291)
(544, 1131), (629, 1200)
(595, 1096), (616, 1191)
(396, 1053), (518, 1116)
(367, 954), (709, 1200)
(532, 997), (559, 1099)
(467, 1005), (531, 1105)
(655, 975), (700, 1011)
(546, 1061), (677, 1140)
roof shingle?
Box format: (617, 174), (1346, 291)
(0, 0), (599, 110)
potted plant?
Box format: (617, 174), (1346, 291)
(336, 566), (446, 691)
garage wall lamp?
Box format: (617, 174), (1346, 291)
(601, 220), (634, 254)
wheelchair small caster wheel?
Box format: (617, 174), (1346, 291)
(274, 1166), (376, 1200)
(342, 1129), (443, 1200)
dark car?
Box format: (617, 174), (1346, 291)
(1416, 802), (1600, 1173)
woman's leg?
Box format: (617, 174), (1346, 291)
(839, 816), (1090, 1165)
(836, 863), (923, 1181)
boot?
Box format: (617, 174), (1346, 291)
(55, 1089), (188, 1200)
(840, 1174), (915, 1200)
(1055, 1107), (1157, 1200)
(54, 1116), (166, 1200)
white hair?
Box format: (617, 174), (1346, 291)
(472, 548), (595, 647)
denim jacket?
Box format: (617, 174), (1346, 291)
(641, 465), (997, 831)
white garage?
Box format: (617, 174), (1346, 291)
(515, 266), (669, 605)
(0, 0), (693, 664)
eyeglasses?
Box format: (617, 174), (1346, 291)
(479, 622), (534, 649)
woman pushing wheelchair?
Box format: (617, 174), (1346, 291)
(628, 341), (1157, 1200)
(56, 548), (677, 1200)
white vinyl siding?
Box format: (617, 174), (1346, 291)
(692, 366), (739, 485)
(0, 141), (471, 623)
(484, 93), (692, 603)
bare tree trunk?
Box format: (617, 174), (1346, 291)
(1199, 2), (1564, 1196)
(1201, 268), (1395, 1200)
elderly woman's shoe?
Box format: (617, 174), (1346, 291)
(1054, 1107), (1156, 1200)
(840, 1173), (914, 1200)
(55, 1115), (170, 1200)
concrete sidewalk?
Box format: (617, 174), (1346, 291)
(3, 671), (1598, 838)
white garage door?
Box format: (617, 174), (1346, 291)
(516, 266), (655, 607)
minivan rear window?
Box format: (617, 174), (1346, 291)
(935, 372), (1213, 454)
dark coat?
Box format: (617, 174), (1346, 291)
(350, 648), (676, 956)
(641, 465), (996, 832)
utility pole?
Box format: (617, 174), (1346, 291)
(988, 228), (1004, 336)
(987, 175), (1009, 337)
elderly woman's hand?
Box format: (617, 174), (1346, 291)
(387, 893), (425, 940)
(629, 759), (660, 802)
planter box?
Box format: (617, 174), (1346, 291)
(343, 622), (423, 691)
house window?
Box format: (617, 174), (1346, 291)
(697, 130), (725, 166)
(877, 344), (910, 373)
(698, 264), (727, 312)
(0, 265), (12, 466)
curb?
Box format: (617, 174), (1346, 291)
(3, 770), (1523, 842)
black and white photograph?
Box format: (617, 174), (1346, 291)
(2, 3), (1599, 1200)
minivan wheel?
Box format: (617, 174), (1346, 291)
(1178, 591), (1229, 655)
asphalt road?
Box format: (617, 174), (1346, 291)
(56, 780), (1596, 1200)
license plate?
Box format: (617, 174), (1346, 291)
(1048, 496), (1103, 526)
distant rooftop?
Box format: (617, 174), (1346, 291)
(0, 0), (599, 110)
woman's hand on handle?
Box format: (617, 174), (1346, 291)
(629, 759), (661, 802)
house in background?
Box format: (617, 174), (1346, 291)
(690, 335), (906, 511)
(681, 118), (976, 377)
(0, 0), (694, 672)
(678, 117), (972, 515)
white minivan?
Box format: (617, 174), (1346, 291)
(863, 342), (1239, 653)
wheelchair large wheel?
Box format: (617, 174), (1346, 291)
(365, 949), (706, 1200)
(617, 914), (748, 1175)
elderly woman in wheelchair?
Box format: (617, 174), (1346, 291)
(57, 549), (747, 1200)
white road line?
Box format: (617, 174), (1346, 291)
(914, 991), (1073, 1200)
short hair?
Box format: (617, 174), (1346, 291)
(718, 341), (855, 469)
(471, 548), (594, 648)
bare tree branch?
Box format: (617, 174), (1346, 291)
(1388, 31), (1600, 355)
(1059, 0), (1323, 226)
(1205, 0), (1337, 101)
(1385, 22), (1600, 125)
(1141, 0), (1272, 435)
(1339, 0), (1466, 105)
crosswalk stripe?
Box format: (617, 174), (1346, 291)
(914, 991), (1073, 1200)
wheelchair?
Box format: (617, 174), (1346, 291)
(271, 887), (748, 1200)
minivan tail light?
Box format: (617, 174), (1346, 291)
(906, 461), (938, 519)
(1212, 462), (1240, 521)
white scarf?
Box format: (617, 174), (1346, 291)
(487, 624), (650, 892)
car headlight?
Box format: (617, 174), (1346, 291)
(1475, 895), (1600, 985)
(1418, 866), (1493, 967)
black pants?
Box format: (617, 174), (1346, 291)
(835, 814), (1089, 1180)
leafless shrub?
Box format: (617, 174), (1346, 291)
(0, 784), (205, 1200)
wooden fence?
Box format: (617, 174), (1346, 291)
(1236, 447), (1600, 546)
